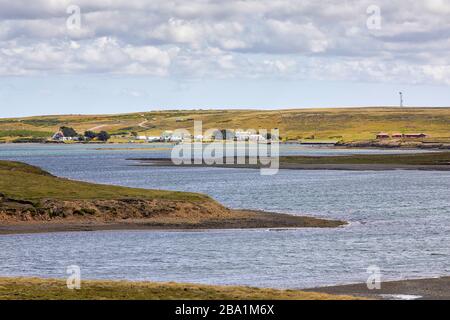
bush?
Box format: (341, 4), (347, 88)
(12, 138), (46, 143)
(97, 131), (111, 141)
(60, 126), (78, 137)
(84, 130), (97, 140)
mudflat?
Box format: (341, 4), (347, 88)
(304, 276), (450, 300)
(0, 209), (345, 235)
(130, 152), (450, 171)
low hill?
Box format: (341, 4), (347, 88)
(1, 107), (449, 142)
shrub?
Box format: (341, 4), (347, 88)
(60, 126), (78, 137)
(97, 131), (111, 141)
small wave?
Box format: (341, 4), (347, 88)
(380, 294), (422, 300)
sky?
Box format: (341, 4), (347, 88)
(1, 0), (450, 117)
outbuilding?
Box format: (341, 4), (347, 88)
(376, 132), (390, 139)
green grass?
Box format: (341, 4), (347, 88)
(21, 118), (62, 127)
(0, 161), (52, 176)
(0, 130), (52, 138)
(0, 277), (358, 300)
(1, 107), (449, 142)
(0, 160), (208, 202)
(280, 152), (450, 165)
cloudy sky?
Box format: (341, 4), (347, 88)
(1, 0), (450, 117)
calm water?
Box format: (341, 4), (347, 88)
(0, 144), (449, 288)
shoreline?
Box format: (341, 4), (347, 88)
(0, 160), (346, 235)
(303, 276), (450, 300)
(130, 157), (450, 171)
(2, 141), (450, 150)
(0, 209), (346, 235)
(1, 276), (449, 300)
(0, 277), (358, 300)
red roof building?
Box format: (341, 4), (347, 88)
(376, 132), (390, 139)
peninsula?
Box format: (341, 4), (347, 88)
(130, 152), (450, 171)
(0, 160), (345, 234)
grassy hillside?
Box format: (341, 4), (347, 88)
(0, 160), (207, 202)
(0, 160), (344, 229)
(1, 107), (449, 142)
(0, 277), (358, 300)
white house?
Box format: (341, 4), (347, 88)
(193, 135), (204, 142)
(161, 130), (174, 141)
(249, 134), (265, 141)
(147, 136), (161, 142)
(235, 131), (251, 141)
(52, 131), (64, 141)
(169, 135), (183, 142)
(235, 131), (265, 141)
(52, 131), (77, 141)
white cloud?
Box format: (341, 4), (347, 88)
(0, 37), (175, 75)
(0, 0), (449, 85)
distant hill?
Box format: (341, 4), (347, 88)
(1, 107), (449, 142)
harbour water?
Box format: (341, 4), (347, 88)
(0, 144), (449, 288)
